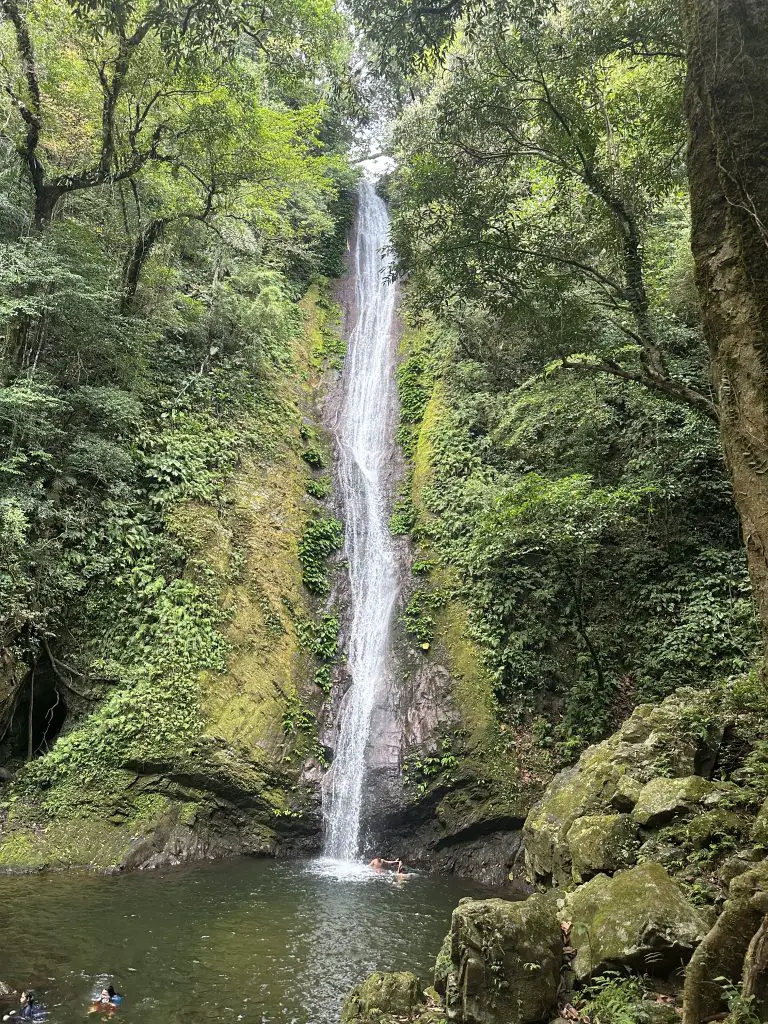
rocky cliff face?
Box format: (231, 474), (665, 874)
(0, 287), (338, 872)
(342, 677), (768, 1023)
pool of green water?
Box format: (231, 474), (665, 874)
(0, 858), (493, 1024)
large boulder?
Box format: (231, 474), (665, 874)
(562, 862), (708, 981)
(632, 776), (747, 828)
(524, 689), (725, 885)
(565, 813), (639, 883)
(341, 972), (423, 1024)
(682, 860), (768, 1024)
(441, 894), (562, 1024)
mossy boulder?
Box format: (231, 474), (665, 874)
(682, 860), (768, 1024)
(686, 809), (750, 850)
(563, 862), (708, 981)
(752, 796), (768, 848)
(632, 776), (746, 829)
(341, 972), (423, 1024)
(524, 689), (725, 885)
(566, 814), (639, 883)
(441, 894), (562, 1024)
(434, 933), (453, 996)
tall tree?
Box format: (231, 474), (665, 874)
(684, 0), (768, 641)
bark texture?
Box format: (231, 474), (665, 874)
(684, 0), (768, 636)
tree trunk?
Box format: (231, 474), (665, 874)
(120, 218), (167, 312)
(742, 914), (768, 1017)
(684, 0), (768, 642)
(33, 183), (64, 228)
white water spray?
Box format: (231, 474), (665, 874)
(323, 181), (400, 861)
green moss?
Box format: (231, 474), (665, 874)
(0, 285), (334, 870)
(564, 863), (708, 980)
(566, 813), (639, 883)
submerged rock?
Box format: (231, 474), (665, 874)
(440, 894), (562, 1024)
(562, 862), (708, 980)
(341, 971), (423, 1023)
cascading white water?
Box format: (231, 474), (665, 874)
(323, 180), (400, 862)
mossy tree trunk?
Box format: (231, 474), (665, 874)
(684, 0), (768, 644)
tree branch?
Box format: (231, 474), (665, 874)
(559, 356), (719, 421)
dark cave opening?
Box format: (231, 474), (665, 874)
(0, 662), (68, 764)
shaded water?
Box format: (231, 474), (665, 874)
(0, 859), (488, 1024)
(324, 180), (400, 860)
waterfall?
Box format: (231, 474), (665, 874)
(323, 180), (400, 861)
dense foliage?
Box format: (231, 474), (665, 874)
(380, 0), (759, 752)
(0, 0), (357, 768)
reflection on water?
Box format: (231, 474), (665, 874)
(0, 858), (491, 1024)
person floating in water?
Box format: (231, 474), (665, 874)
(88, 987), (121, 1015)
(368, 857), (399, 870)
(2, 991), (45, 1022)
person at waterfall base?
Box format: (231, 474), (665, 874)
(368, 857), (399, 870)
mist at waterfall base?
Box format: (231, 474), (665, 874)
(322, 180), (400, 863)
(0, 860), (491, 1024)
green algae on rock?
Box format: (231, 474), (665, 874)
(565, 813), (639, 883)
(341, 972), (425, 1024)
(562, 862), (708, 981)
(682, 860), (768, 1024)
(632, 776), (748, 829)
(440, 894), (562, 1024)
(523, 689), (728, 886)
(0, 287), (340, 872)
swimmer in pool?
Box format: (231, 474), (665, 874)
(3, 992), (45, 1022)
(88, 990), (117, 1015)
(368, 857), (399, 870)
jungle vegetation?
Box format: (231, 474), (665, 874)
(0, 0), (358, 763)
(354, 0), (767, 750)
(1, 0), (766, 773)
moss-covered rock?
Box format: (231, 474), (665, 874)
(563, 862), (708, 981)
(682, 860), (768, 1024)
(686, 809), (750, 850)
(434, 933), (452, 996)
(441, 894), (562, 1024)
(565, 813), (639, 883)
(752, 796), (768, 848)
(632, 776), (746, 829)
(0, 287), (335, 871)
(524, 689), (728, 885)
(341, 972), (423, 1024)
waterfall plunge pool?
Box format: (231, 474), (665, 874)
(0, 858), (495, 1024)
